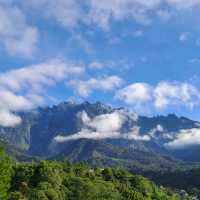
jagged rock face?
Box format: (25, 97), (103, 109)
(0, 102), (114, 156)
(0, 101), (200, 162)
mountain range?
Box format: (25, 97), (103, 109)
(1, 101), (200, 171)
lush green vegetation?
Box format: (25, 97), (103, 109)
(0, 147), (13, 200)
(0, 148), (190, 200)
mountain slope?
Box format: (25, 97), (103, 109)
(1, 101), (200, 164)
(51, 139), (182, 172)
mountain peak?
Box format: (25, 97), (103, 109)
(1, 100), (200, 162)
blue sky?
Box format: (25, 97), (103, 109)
(1, 0), (200, 126)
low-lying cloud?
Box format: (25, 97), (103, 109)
(54, 110), (150, 142)
(164, 128), (200, 149)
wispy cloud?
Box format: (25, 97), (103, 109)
(0, 3), (39, 57)
(68, 76), (123, 97)
(22, 0), (200, 31)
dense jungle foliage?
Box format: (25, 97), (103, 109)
(0, 147), (192, 200)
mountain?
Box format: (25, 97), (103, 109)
(1, 101), (200, 166)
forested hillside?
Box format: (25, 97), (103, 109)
(0, 147), (191, 200)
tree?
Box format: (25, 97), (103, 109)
(0, 147), (13, 200)
(102, 168), (114, 181)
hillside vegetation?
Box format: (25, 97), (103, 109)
(0, 147), (190, 200)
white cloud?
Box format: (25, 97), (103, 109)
(22, 0), (200, 32)
(54, 110), (149, 142)
(148, 124), (174, 140)
(4, 27), (39, 57)
(0, 110), (22, 128)
(156, 9), (172, 21)
(66, 33), (93, 54)
(126, 126), (150, 141)
(165, 0), (200, 10)
(0, 59), (84, 127)
(0, 90), (35, 112)
(164, 128), (200, 149)
(154, 82), (200, 109)
(116, 81), (200, 112)
(156, 124), (164, 132)
(86, 0), (161, 29)
(23, 0), (83, 29)
(0, 59), (84, 92)
(68, 76), (123, 97)
(0, 4), (39, 57)
(83, 111), (124, 133)
(115, 83), (153, 105)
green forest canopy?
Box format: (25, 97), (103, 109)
(0, 147), (191, 200)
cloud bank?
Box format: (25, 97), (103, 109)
(164, 128), (200, 149)
(54, 110), (150, 142)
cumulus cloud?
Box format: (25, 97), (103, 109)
(68, 76), (123, 97)
(164, 128), (200, 149)
(116, 81), (200, 112)
(115, 83), (152, 105)
(0, 3), (39, 57)
(54, 110), (150, 142)
(0, 59), (84, 127)
(154, 82), (200, 109)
